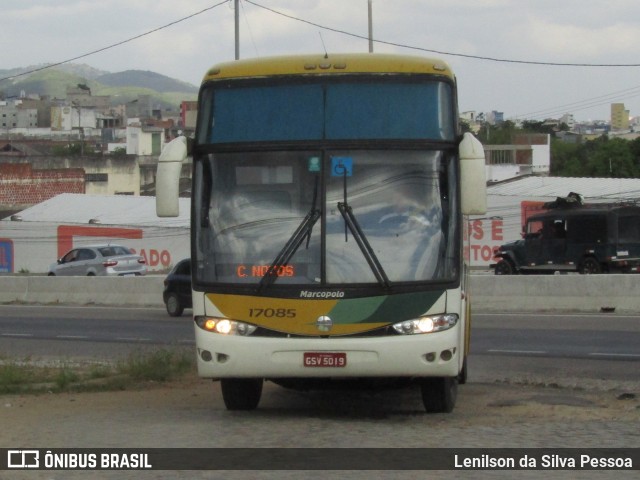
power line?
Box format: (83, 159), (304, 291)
(0, 1), (229, 83)
(241, 1), (640, 120)
(240, 0), (260, 57)
(519, 84), (640, 119)
(3, 0), (640, 121)
(244, 0), (640, 68)
(4, 0), (639, 84)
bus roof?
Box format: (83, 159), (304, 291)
(202, 53), (454, 83)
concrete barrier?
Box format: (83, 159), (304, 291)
(470, 274), (640, 313)
(0, 276), (166, 307)
(0, 274), (638, 313)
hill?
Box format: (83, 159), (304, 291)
(0, 63), (198, 109)
(96, 70), (198, 94)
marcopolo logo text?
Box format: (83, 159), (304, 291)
(300, 290), (345, 299)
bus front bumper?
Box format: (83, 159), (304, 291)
(194, 327), (462, 379)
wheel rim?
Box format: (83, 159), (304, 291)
(167, 295), (180, 314)
(495, 260), (512, 275)
(581, 259), (599, 274)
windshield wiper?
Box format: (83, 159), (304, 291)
(259, 176), (321, 291)
(337, 202), (391, 289)
(335, 160), (390, 289)
(258, 207), (321, 291)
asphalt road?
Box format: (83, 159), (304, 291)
(0, 306), (639, 385)
(472, 312), (640, 360)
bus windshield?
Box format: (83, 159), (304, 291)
(193, 149), (458, 290)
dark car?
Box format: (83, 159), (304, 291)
(492, 203), (640, 275)
(163, 259), (192, 316)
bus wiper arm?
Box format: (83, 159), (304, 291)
(337, 202), (391, 289)
(258, 208), (321, 290)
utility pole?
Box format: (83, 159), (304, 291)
(368, 0), (373, 53)
(235, 0), (240, 60)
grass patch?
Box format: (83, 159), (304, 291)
(119, 349), (193, 383)
(0, 348), (195, 395)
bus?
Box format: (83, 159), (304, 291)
(156, 53), (487, 413)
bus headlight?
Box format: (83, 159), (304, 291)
(195, 316), (257, 336)
(392, 314), (458, 335)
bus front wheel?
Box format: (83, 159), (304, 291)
(220, 378), (263, 410)
(420, 377), (457, 413)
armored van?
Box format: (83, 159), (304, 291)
(493, 203), (640, 274)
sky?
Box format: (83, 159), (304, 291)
(3, 0), (640, 122)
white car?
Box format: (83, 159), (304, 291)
(48, 245), (147, 276)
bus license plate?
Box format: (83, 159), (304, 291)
(303, 352), (347, 368)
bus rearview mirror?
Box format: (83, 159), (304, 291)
(156, 136), (188, 217)
(459, 133), (488, 215)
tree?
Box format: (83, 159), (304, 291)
(459, 120), (472, 134)
(521, 120), (556, 135)
(585, 137), (638, 178)
(50, 142), (86, 157)
(550, 140), (584, 176)
(476, 120), (516, 144)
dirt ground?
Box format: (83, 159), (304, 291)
(2, 372), (639, 480)
(3, 371), (640, 445)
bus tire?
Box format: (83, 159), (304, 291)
(457, 357), (468, 385)
(420, 377), (457, 413)
(221, 378), (263, 410)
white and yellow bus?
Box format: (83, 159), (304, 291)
(157, 53), (487, 412)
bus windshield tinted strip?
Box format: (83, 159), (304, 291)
(207, 80), (454, 144)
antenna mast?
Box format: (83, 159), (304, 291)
(368, 0), (373, 53)
(235, 0), (240, 60)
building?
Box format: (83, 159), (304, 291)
(484, 134), (550, 183)
(180, 101), (198, 131)
(50, 104), (98, 133)
(0, 163), (85, 216)
(0, 193), (190, 274)
(126, 118), (166, 156)
(0, 100), (38, 129)
(611, 103), (630, 131)
(0, 146), (142, 210)
(485, 111), (504, 125)
(559, 113), (575, 130)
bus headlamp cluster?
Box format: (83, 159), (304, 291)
(195, 316), (257, 336)
(392, 314), (458, 335)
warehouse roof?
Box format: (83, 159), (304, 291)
(488, 176), (640, 203)
(3, 193), (190, 228)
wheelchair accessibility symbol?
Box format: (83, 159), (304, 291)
(331, 157), (353, 177)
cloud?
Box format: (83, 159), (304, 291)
(3, 0), (640, 120)
(526, 16), (640, 60)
